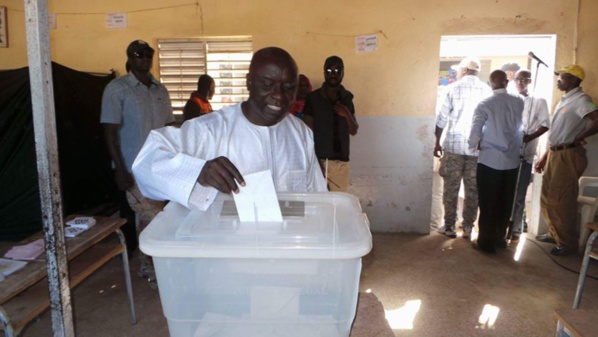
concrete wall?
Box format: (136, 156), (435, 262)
(2, 0), (597, 233)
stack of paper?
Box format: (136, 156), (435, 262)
(64, 226), (87, 238)
(4, 238), (45, 260)
(66, 217), (96, 229)
(0, 258), (27, 280)
(63, 216), (96, 237)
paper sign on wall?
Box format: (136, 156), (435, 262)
(355, 34), (378, 53)
(106, 13), (127, 29)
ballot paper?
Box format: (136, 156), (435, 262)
(4, 238), (45, 260)
(232, 170), (283, 222)
(0, 258), (27, 278)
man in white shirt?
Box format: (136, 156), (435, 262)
(469, 70), (524, 253)
(535, 65), (598, 256)
(434, 57), (492, 239)
(132, 47), (327, 211)
(508, 70), (550, 242)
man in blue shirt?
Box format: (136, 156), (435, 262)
(101, 40), (175, 285)
(469, 70), (524, 253)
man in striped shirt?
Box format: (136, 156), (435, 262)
(434, 57), (492, 239)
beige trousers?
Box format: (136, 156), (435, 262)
(125, 181), (165, 269)
(319, 159), (350, 192)
(540, 148), (587, 251)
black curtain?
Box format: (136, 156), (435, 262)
(0, 62), (116, 241)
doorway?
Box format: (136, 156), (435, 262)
(431, 34), (557, 236)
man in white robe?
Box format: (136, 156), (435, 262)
(132, 47), (327, 210)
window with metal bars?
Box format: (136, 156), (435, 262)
(157, 37), (253, 113)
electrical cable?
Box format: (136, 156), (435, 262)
(526, 238), (598, 281)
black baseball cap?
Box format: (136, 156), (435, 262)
(324, 56), (344, 69)
(126, 40), (154, 58)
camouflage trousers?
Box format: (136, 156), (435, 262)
(439, 152), (478, 228)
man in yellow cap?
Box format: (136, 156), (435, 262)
(535, 64), (598, 256)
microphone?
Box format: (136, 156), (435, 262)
(528, 52), (548, 68)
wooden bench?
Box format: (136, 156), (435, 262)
(0, 216), (136, 337)
(554, 308), (598, 337)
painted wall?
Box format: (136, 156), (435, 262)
(577, 0), (598, 176)
(1, 0), (596, 232)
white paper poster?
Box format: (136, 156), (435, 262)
(355, 34), (378, 53)
(106, 12), (127, 29)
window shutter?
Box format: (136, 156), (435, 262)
(158, 37), (252, 113)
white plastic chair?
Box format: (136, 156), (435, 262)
(555, 223), (598, 336)
(578, 176), (598, 252)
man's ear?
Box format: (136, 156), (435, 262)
(246, 73), (251, 91)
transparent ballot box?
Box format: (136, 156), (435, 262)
(140, 192), (372, 337)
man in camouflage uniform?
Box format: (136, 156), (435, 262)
(434, 57), (492, 238)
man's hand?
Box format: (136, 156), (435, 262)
(115, 167), (134, 191)
(197, 156), (245, 194)
(334, 101), (359, 135)
(333, 102), (351, 118)
(522, 134), (533, 143)
(572, 138), (587, 147)
(433, 143), (443, 158)
(535, 152), (548, 173)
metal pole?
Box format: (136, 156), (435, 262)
(24, 1), (75, 336)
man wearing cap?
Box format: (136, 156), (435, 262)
(303, 56), (359, 192)
(535, 65), (598, 256)
(434, 57), (492, 239)
(101, 39), (175, 283)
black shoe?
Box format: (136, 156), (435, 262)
(536, 234), (557, 244)
(550, 246), (575, 256)
(495, 240), (508, 249)
(472, 241), (496, 254)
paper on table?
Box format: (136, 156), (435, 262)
(0, 258), (27, 277)
(232, 170), (283, 222)
(4, 238), (45, 260)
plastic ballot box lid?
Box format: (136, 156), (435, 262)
(140, 192), (372, 260)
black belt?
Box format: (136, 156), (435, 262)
(550, 143), (577, 151)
